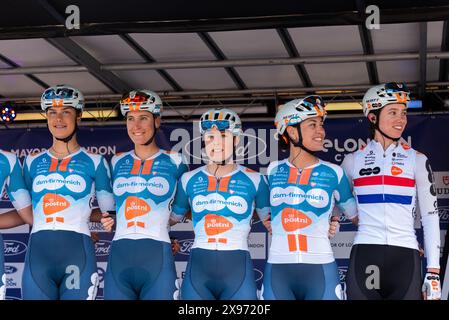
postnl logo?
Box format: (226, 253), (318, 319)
(391, 166), (403, 176)
(125, 196), (151, 220)
(205, 214), (233, 236)
(281, 208), (312, 231)
(43, 193), (69, 215)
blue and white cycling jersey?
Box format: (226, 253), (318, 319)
(172, 165), (270, 251)
(267, 159), (357, 264)
(23, 148), (115, 236)
(0, 150), (31, 211)
(111, 149), (188, 242)
(0, 150), (31, 300)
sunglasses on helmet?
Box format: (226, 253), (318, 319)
(201, 120), (232, 132)
(43, 88), (75, 100)
(384, 82), (410, 94)
(121, 91), (155, 104)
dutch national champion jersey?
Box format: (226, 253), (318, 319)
(171, 165), (270, 251)
(341, 140), (441, 268)
(23, 148), (115, 236)
(0, 150), (31, 211)
(111, 149), (188, 242)
(267, 159), (357, 264)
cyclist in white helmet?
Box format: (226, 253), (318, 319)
(262, 96), (358, 300)
(342, 82), (441, 300)
(100, 90), (188, 299)
(0, 152), (33, 300)
(21, 85), (115, 299)
(171, 108), (271, 300)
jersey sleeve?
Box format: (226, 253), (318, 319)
(23, 155), (33, 192)
(334, 169), (357, 220)
(5, 156), (31, 210)
(95, 156), (115, 213)
(415, 153), (440, 269)
(340, 153), (355, 189)
(176, 155), (189, 179)
(171, 173), (190, 222)
(255, 175), (270, 221)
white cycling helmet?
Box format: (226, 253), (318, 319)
(120, 89), (162, 117)
(274, 95), (326, 136)
(199, 108), (242, 136)
(41, 85), (84, 111)
(362, 82), (410, 117)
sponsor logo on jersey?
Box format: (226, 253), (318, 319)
(192, 194), (248, 215)
(43, 193), (69, 214)
(33, 173), (86, 193)
(359, 167), (380, 176)
(281, 208), (312, 231)
(271, 186), (329, 208)
(124, 196), (151, 220)
(113, 176), (170, 197)
(204, 214), (233, 235)
(391, 166), (403, 176)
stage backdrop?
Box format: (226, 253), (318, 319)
(1, 114), (448, 300)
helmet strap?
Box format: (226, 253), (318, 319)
(371, 110), (400, 142)
(288, 124), (316, 155)
(143, 115), (158, 146)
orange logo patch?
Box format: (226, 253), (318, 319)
(394, 92), (408, 104)
(204, 214), (233, 236)
(51, 99), (64, 107)
(125, 196), (151, 220)
(401, 142), (411, 150)
(43, 193), (69, 215)
(281, 208), (312, 232)
(391, 166), (403, 176)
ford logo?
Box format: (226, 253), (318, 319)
(438, 206), (449, 223)
(184, 133), (267, 163)
(178, 239), (194, 256)
(253, 268), (263, 282)
(338, 267), (348, 282)
(4, 265), (18, 274)
(337, 215), (353, 225)
(95, 240), (111, 256)
(1, 189), (9, 200)
(96, 267), (106, 283)
(3, 240), (27, 256)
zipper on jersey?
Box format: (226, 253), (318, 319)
(294, 167), (303, 264)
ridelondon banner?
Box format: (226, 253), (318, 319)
(1, 114), (448, 299)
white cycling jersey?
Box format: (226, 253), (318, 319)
(341, 140), (440, 268)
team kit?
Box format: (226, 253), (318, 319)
(0, 82), (442, 300)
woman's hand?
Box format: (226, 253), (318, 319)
(101, 212), (115, 232)
(328, 216), (340, 238)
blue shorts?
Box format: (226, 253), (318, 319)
(104, 238), (177, 300)
(22, 230), (98, 300)
(261, 261), (342, 300)
(181, 248), (257, 300)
